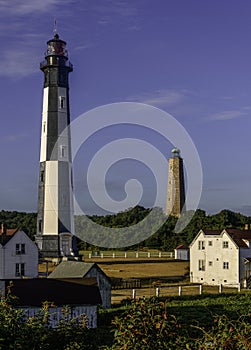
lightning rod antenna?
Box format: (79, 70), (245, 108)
(53, 18), (57, 36)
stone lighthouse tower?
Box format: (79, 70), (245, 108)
(35, 32), (77, 260)
(166, 148), (186, 217)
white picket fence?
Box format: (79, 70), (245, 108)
(129, 283), (241, 300)
(85, 251), (174, 259)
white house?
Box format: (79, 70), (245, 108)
(190, 228), (251, 287)
(0, 226), (38, 279)
(48, 261), (112, 308)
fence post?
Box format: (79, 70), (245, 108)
(199, 285), (203, 295)
(178, 286), (182, 296)
(101, 253), (103, 258)
(89, 253), (91, 259)
(132, 289), (136, 300)
(156, 287), (160, 297)
(148, 252), (151, 258)
(112, 253), (115, 258)
(219, 284), (222, 293)
(136, 252), (139, 258)
(238, 283), (241, 292)
(125, 252), (127, 258)
(159, 252), (162, 258)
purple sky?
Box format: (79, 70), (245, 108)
(0, 0), (251, 215)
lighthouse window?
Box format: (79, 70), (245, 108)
(43, 122), (46, 133)
(38, 220), (42, 233)
(40, 171), (44, 182)
(60, 145), (67, 158)
(59, 96), (65, 109)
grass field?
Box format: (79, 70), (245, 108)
(97, 260), (189, 280)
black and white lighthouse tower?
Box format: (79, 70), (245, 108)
(35, 32), (77, 260)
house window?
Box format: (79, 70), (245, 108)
(223, 262), (229, 269)
(208, 241), (213, 246)
(208, 261), (213, 266)
(59, 96), (66, 109)
(198, 241), (205, 250)
(15, 263), (25, 277)
(16, 243), (25, 255)
(223, 241), (229, 248)
(198, 259), (205, 271)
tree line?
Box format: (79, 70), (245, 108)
(0, 207), (250, 251)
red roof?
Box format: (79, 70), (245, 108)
(203, 230), (221, 235)
(0, 228), (19, 245)
(203, 228), (251, 248)
(175, 244), (189, 250)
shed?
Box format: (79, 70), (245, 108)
(48, 261), (112, 308)
(0, 279), (101, 328)
(174, 244), (190, 260)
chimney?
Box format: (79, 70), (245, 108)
(1, 223), (5, 234)
(244, 224), (249, 230)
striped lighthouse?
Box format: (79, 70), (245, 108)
(35, 33), (77, 260)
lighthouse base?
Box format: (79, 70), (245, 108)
(35, 233), (79, 261)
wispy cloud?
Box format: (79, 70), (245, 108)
(0, 133), (28, 143)
(0, 47), (39, 78)
(127, 89), (189, 108)
(0, 0), (63, 15)
(207, 110), (246, 121)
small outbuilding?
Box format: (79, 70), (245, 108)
(0, 279), (101, 328)
(48, 261), (112, 308)
(174, 244), (190, 261)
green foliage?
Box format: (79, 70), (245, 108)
(111, 298), (186, 350)
(193, 314), (251, 350)
(0, 210), (36, 239)
(109, 295), (251, 350)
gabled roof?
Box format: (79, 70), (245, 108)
(4, 279), (101, 307)
(223, 229), (251, 248)
(48, 261), (110, 283)
(0, 228), (19, 246)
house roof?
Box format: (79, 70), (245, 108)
(175, 244), (189, 250)
(224, 229), (251, 248)
(203, 230), (222, 235)
(0, 228), (19, 245)
(4, 279), (102, 307)
(202, 228), (251, 248)
(48, 261), (111, 284)
(48, 261), (96, 279)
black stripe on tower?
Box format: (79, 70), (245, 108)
(46, 87), (59, 160)
(37, 162), (45, 235)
